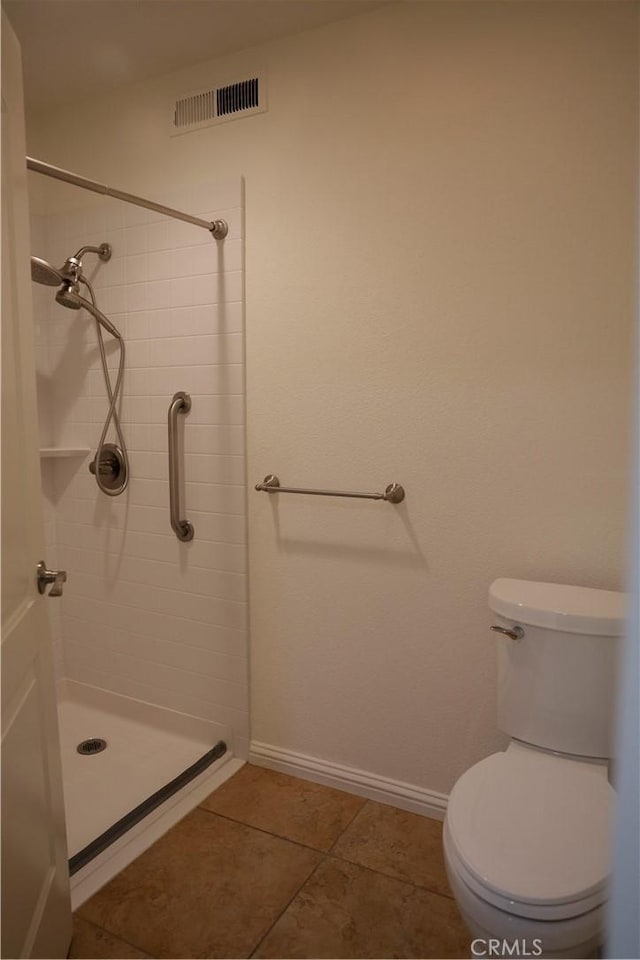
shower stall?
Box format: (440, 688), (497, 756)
(29, 159), (248, 906)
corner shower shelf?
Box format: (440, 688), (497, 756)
(39, 447), (90, 459)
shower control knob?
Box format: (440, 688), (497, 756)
(89, 451), (119, 478)
(36, 561), (67, 598)
(88, 443), (127, 494)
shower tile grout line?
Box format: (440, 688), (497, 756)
(61, 611), (246, 644)
(59, 599), (249, 637)
(67, 569), (249, 601)
(57, 519), (247, 542)
(58, 553), (247, 577)
(63, 615), (248, 660)
(60, 546), (248, 569)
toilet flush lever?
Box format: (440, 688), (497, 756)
(490, 624), (524, 641)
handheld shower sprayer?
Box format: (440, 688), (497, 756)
(30, 242), (129, 496)
(55, 284), (121, 339)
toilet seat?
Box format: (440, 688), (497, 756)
(445, 742), (614, 921)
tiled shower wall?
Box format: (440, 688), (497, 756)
(32, 180), (249, 756)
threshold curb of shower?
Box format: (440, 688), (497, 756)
(68, 740), (227, 875)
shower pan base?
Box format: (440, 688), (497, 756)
(69, 738), (227, 875)
(57, 680), (241, 909)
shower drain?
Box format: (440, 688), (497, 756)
(77, 738), (107, 756)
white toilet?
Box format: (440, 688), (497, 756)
(444, 578), (626, 960)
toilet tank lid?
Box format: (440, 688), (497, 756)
(489, 578), (627, 635)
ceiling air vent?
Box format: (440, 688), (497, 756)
(170, 74), (266, 136)
(175, 90), (216, 129)
(217, 78), (259, 117)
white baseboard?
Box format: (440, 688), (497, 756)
(249, 741), (448, 821)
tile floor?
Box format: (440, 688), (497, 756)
(69, 764), (470, 959)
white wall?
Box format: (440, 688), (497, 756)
(31, 183), (250, 757)
(28, 1), (637, 796)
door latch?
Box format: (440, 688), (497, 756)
(36, 561), (67, 598)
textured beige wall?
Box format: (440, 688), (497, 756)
(28, 1), (637, 794)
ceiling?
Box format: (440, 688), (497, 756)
(4, 0), (389, 113)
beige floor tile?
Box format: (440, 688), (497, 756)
(253, 856), (471, 959)
(78, 808), (321, 959)
(333, 800), (453, 896)
(69, 917), (152, 958)
(200, 763), (365, 851)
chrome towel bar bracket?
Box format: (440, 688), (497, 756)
(168, 392), (194, 542)
(255, 475), (405, 504)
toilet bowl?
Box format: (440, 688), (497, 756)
(444, 838), (605, 960)
(444, 742), (613, 958)
(443, 579), (625, 959)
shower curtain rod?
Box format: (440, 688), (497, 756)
(26, 157), (228, 239)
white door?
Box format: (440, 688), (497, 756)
(1, 11), (73, 959)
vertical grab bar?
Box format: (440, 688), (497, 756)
(168, 391), (194, 542)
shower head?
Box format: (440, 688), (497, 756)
(55, 282), (82, 310)
(30, 242), (120, 338)
(31, 256), (64, 286)
(31, 243), (112, 289)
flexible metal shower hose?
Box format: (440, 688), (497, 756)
(84, 281), (130, 497)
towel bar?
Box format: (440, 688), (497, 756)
(254, 475), (405, 504)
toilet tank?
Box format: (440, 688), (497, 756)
(490, 579), (626, 758)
